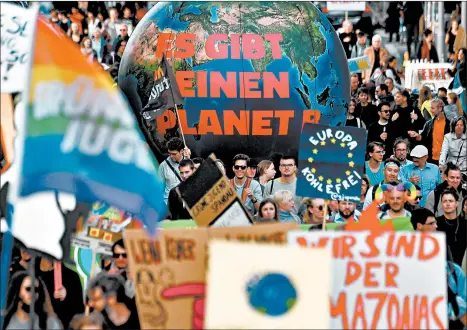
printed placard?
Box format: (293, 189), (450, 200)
(297, 124), (367, 201)
(288, 231), (448, 329)
(124, 228), (208, 329)
(205, 241), (332, 329)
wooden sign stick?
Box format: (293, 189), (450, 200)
(322, 200), (328, 231)
(53, 261), (63, 293)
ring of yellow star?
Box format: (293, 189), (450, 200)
(305, 134), (356, 185)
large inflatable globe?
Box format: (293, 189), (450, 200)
(119, 2), (350, 166)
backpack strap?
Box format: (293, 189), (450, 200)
(433, 188), (442, 216)
(447, 247), (460, 317)
(164, 159), (182, 182)
(269, 179), (275, 195)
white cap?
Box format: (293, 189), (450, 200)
(410, 145), (429, 158)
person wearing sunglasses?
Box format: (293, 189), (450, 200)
(230, 154), (262, 216)
(3, 271), (62, 330)
(302, 198), (329, 225)
(400, 145), (441, 207)
(377, 182), (412, 220)
(364, 141), (386, 186)
(367, 102), (396, 158)
(426, 162), (466, 217)
(410, 208), (467, 329)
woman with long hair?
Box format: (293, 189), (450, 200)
(446, 18), (466, 59)
(445, 92), (463, 121)
(418, 86), (433, 120)
(256, 198), (279, 222)
(67, 22), (83, 44)
(344, 98), (365, 128)
(440, 116), (467, 176)
(3, 271), (62, 330)
(357, 177), (370, 212)
(257, 160), (276, 187)
(80, 37), (97, 63)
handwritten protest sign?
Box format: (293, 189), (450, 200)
(205, 241), (332, 329)
(177, 154), (252, 227)
(288, 231), (447, 329)
(297, 124), (367, 201)
(124, 228), (208, 329)
(0, 3), (36, 93)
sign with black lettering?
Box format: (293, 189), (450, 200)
(124, 228), (208, 329)
(0, 3), (36, 92)
(176, 154), (252, 227)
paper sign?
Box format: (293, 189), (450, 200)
(326, 1), (366, 11)
(209, 222), (299, 244)
(177, 154), (252, 227)
(297, 124), (367, 202)
(0, 3), (36, 93)
(205, 241), (332, 329)
(348, 56), (370, 74)
(288, 231), (448, 329)
(124, 228), (208, 329)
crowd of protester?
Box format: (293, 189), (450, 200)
(2, 2), (467, 330)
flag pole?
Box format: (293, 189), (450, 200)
(173, 104), (187, 148)
(28, 253), (36, 330)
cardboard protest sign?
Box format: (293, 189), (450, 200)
(209, 222), (299, 244)
(176, 154), (252, 227)
(72, 201), (143, 255)
(297, 124), (367, 202)
(288, 231), (448, 329)
(205, 240), (332, 329)
(124, 228), (208, 329)
(327, 1), (366, 11)
(0, 3), (36, 93)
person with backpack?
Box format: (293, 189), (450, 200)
(426, 162), (466, 217)
(158, 137), (191, 204)
(344, 98), (366, 128)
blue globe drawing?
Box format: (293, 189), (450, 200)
(246, 272), (297, 316)
(119, 2), (350, 165)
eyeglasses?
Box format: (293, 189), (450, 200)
(373, 150), (386, 155)
(234, 165), (247, 170)
(113, 253), (127, 259)
(280, 164), (295, 169)
(381, 110), (391, 113)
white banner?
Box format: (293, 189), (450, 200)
(0, 3), (36, 93)
(326, 1), (366, 11)
(288, 231), (448, 329)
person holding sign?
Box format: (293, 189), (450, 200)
(411, 208), (467, 329)
(167, 159), (195, 220)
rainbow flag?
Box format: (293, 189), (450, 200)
(8, 15), (166, 261)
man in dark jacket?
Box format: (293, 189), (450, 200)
(408, 99), (450, 164)
(392, 90), (425, 142)
(167, 159), (195, 220)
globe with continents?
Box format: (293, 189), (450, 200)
(118, 2), (350, 166)
(246, 272), (298, 316)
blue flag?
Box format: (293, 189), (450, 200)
(297, 124), (367, 201)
